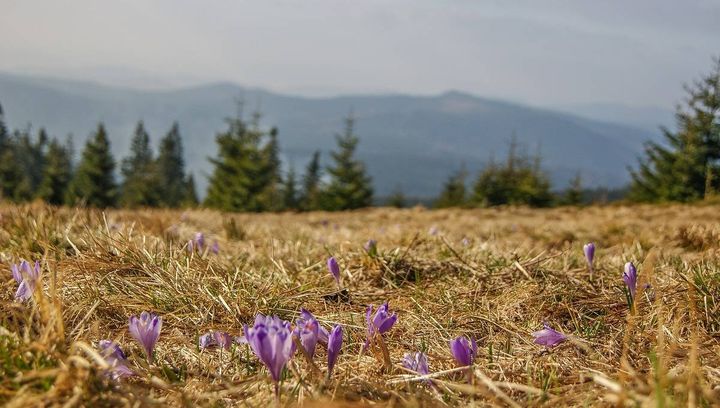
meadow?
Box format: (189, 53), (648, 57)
(1, 203), (719, 407)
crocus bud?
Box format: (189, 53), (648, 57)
(295, 308), (321, 358)
(327, 257), (341, 285)
(194, 232), (205, 250)
(363, 302), (397, 351)
(583, 243), (595, 269)
(449, 336), (477, 367)
(327, 325), (343, 377)
(532, 323), (567, 347)
(402, 351), (429, 376)
(364, 240), (378, 257)
(199, 331), (233, 350)
(11, 260), (40, 301)
(98, 340), (134, 379)
(623, 262), (638, 302)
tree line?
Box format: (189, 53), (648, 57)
(204, 112), (373, 212)
(0, 57), (717, 210)
(0, 106), (374, 211)
(430, 57), (720, 208)
(432, 137), (558, 208)
(0, 116), (197, 208)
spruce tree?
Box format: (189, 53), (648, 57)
(4, 128), (48, 201)
(435, 166), (467, 208)
(0, 104), (21, 201)
(205, 110), (278, 212)
(282, 166), (299, 210)
(29, 128), (49, 189)
(630, 58), (720, 202)
(324, 115), (373, 210)
(156, 123), (188, 207)
(37, 138), (73, 205)
(471, 139), (553, 207)
(67, 123), (118, 207)
(387, 185), (407, 208)
(183, 174), (199, 207)
(256, 127), (283, 210)
(120, 121), (159, 207)
(0, 103), (6, 143)
(561, 173), (584, 206)
(300, 150), (322, 211)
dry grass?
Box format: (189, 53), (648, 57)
(1, 202), (720, 407)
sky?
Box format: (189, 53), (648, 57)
(1, 0), (718, 109)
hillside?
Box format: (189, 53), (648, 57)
(0, 72), (659, 198)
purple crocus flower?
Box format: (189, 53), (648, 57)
(327, 325), (343, 377)
(298, 309), (329, 345)
(128, 311), (162, 361)
(583, 243), (595, 271)
(449, 336), (477, 367)
(402, 351), (429, 376)
(295, 308), (325, 357)
(11, 260), (40, 301)
(364, 239), (378, 257)
(194, 232), (205, 250)
(187, 233), (207, 254)
(532, 323), (567, 347)
(210, 241), (220, 254)
(199, 331), (233, 350)
(428, 226), (439, 236)
(623, 262), (638, 301)
(98, 340), (134, 379)
(243, 314), (295, 386)
(327, 257), (341, 286)
(363, 302), (398, 350)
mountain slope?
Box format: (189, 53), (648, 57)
(0, 72), (659, 198)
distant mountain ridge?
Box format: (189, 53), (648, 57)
(0, 71), (660, 199)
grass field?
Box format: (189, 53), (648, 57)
(2, 203), (720, 407)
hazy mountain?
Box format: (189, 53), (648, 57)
(0, 72), (661, 199)
(558, 102), (675, 133)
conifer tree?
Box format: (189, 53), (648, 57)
(120, 121), (159, 207)
(324, 115), (373, 210)
(256, 127), (283, 210)
(630, 58), (720, 202)
(561, 173), (584, 206)
(183, 174), (199, 207)
(67, 123), (118, 207)
(300, 150), (322, 211)
(387, 185), (407, 208)
(471, 138), (553, 207)
(37, 138), (73, 205)
(470, 159), (502, 206)
(6, 128), (48, 201)
(156, 122), (188, 207)
(0, 103), (6, 143)
(435, 166), (467, 208)
(29, 128), (48, 189)
(282, 166), (299, 210)
(0, 104), (21, 201)
(205, 110), (279, 212)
